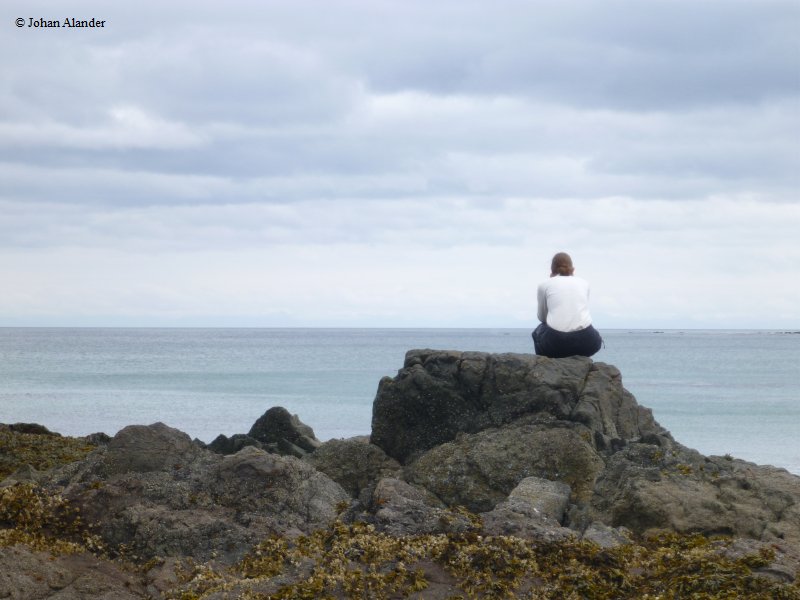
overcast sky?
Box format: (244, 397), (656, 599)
(2, 0), (799, 328)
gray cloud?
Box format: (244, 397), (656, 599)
(1, 0), (798, 326)
(341, 0), (800, 107)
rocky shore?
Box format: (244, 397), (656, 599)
(1, 350), (799, 598)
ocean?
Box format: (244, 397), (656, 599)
(0, 328), (797, 475)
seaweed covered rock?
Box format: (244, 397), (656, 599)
(7, 423), (59, 436)
(3, 351), (800, 594)
(45, 423), (349, 563)
(0, 424), (96, 481)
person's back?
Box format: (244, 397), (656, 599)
(537, 274), (592, 333)
(532, 252), (602, 358)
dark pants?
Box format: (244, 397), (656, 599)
(532, 323), (603, 358)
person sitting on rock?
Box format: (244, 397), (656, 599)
(532, 252), (603, 358)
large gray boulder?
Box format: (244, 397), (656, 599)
(589, 443), (800, 547)
(368, 348), (800, 567)
(371, 350), (669, 464)
(303, 437), (401, 500)
(48, 423), (349, 563)
(404, 415), (605, 512)
(102, 422), (202, 475)
(207, 446), (347, 533)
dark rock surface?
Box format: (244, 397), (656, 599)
(207, 432), (264, 455)
(82, 432), (111, 446)
(207, 407), (322, 458)
(102, 422), (202, 475)
(0, 546), (144, 600)
(588, 442), (800, 544)
(247, 406), (322, 457)
(8, 423), (60, 436)
(367, 477), (474, 536)
(371, 350), (670, 464)
(2, 349), (800, 597)
(303, 436), (401, 500)
(46, 422), (349, 563)
(371, 351), (800, 553)
(404, 416), (605, 511)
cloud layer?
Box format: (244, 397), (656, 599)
(2, 0), (798, 327)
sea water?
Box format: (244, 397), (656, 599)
(0, 328), (797, 475)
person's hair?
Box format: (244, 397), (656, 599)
(550, 252), (574, 276)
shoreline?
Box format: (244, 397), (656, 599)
(2, 346), (800, 597)
(2, 419), (799, 599)
(2, 329), (798, 476)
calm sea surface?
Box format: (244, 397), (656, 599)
(0, 328), (797, 475)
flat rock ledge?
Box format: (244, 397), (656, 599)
(2, 349), (799, 598)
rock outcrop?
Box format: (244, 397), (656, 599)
(2, 348), (800, 597)
(209, 406), (322, 458)
(371, 350), (669, 464)
(369, 350), (800, 558)
(46, 422), (349, 563)
(589, 443), (800, 542)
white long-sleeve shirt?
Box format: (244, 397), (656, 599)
(537, 275), (593, 332)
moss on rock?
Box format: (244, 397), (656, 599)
(0, 424), (96, 480)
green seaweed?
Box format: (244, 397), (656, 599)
(0, 427), (797, 598)
(0, 426), (96, 480)
(0, 482), (105, 555)
(167, 521), (800, 599)
(0, 480), (797, 599)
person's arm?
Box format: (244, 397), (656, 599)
(537, 284), (548, 323)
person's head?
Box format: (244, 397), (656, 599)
(550, 252), (574, 276)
